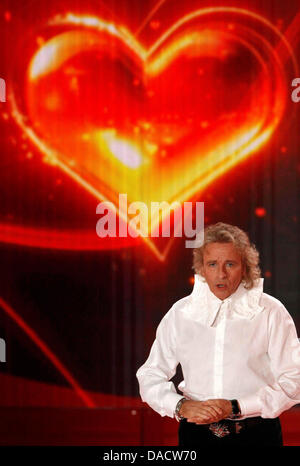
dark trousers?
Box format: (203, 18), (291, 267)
(178, 417), (283, 447)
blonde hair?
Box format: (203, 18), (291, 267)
(192, 222), (261, 289)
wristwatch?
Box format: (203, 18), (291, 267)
(229, 399), (241, 419)
(174, 397), (186, 422)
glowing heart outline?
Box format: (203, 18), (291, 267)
(10, 7), (296, 260)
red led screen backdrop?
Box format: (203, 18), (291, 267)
(0, 0), (299, 446)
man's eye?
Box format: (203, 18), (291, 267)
(226, 263), (234, 267)
(208, 263), (216, 267)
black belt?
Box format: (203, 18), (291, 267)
(208, 417), (263, 438)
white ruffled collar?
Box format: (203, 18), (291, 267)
(185, 274), (264, 326)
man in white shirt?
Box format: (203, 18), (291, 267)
(136, 222), (300, 446)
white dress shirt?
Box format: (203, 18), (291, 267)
(136, 275), (300, 419)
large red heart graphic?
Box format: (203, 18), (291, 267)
(17, 8), (291, 258)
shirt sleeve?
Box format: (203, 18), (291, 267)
(136, 308), (183, 418)
(238, 303), (300, 418)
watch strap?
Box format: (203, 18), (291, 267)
(229, 399), (241, 419)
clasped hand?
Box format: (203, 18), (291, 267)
(179, 399), (232, 425)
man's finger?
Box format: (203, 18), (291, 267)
(204, 405), (223, 417)
(201, 401), (225, 416)
(187, 416), (214, 424)
(199, 406), (222, 418)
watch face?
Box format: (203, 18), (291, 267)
(175, 398), (185, 420)
(176, 400), (183, 413)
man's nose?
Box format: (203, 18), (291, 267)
(218, 265), (227, 279)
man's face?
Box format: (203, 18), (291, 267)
(200, 242), (244, 300)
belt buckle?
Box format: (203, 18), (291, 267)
(235, 422), (243, 434)
(209, 422), (230, 438)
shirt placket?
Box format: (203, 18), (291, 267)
(212, 300), (228, 398)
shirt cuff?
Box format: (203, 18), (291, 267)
(238, 394), (261, 417)
(163, 392), (186, 418)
